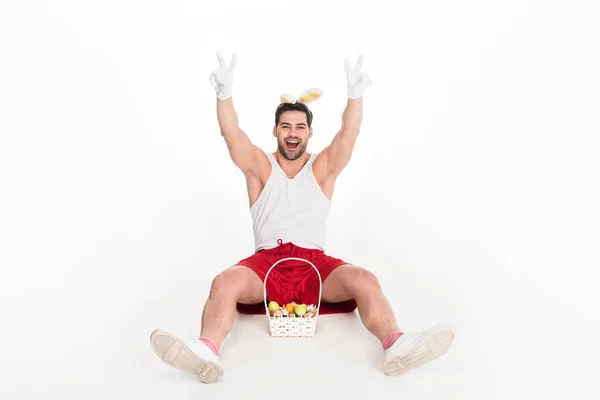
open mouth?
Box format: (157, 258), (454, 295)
(285, 139), (300, 151)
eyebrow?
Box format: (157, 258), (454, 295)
(280, 122), (307, 126)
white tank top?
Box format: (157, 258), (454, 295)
(249, 152), (331, 252)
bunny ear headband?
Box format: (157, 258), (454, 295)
(280, 88), (323, 104)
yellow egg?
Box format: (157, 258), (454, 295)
(294, 305), (307, 317)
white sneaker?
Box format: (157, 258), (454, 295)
(383, 324), (456, 376)
(150, 329), (224, 383)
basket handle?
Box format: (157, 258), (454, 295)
(263, 257), (322, 317)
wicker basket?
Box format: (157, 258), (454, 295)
(263, 257), (322, 338)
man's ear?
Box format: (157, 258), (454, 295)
(309, 127), (313, 139)
(273, 126), (277, 137)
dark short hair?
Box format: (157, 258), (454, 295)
(275, 102), (313, 128)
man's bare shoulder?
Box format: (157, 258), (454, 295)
(311, 147), (337, 201)
(248, 145), (271, 184)
(312, 146), (333, 183)
(244, 146), (272, 209)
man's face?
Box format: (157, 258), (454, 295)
(274, 111), (312, 161)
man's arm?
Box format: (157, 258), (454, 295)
(321, 54), (372, 178)
(324, 98), (363, 177)
(210, 52), (265, 177)
(217, 97), (264, 177)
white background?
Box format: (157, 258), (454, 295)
(1, 0), (599, 399)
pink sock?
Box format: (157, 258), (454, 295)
(198, 337), (220, 356)
(382, 330), (404, 350)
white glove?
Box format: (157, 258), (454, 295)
(344, 53), (372, 99)
(209, 52), (237, 100)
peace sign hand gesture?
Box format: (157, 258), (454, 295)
(209, 52), (237, 100)
(344, 53), (372, 99)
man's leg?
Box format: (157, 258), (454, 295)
(321, 263), (456, 376)
(322, 264), (399, 342)
(150, 265), (263, 383)
(200, 265), (264, 348)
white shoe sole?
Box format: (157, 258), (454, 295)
(150, 329), (224, 383)
(383, 324), (456, 376)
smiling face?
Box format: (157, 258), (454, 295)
(273, 110), (313, 161)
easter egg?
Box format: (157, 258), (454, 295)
(268, 301), (280, 312)
(294, 304), (307, 317)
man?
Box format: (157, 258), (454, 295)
(150, 52), (456, 383)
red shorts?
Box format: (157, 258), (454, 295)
(235, 240), (358, 315)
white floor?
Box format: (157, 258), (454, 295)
(3, 238), (599, 400)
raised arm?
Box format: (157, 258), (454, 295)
(320, 54), (372, 178)
(209, 52), (266, 177)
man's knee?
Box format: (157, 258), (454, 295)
(327, 265), (381, 298)
(339, 265), (381, 293)
(209, 265), (262, 303)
